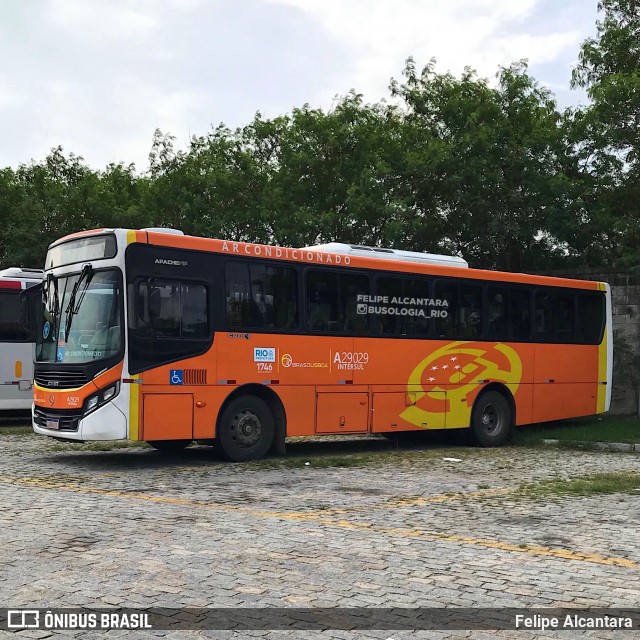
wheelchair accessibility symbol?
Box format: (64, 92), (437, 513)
(170, 369), (184, 385)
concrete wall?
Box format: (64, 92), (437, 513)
(535, 268), (640, 416)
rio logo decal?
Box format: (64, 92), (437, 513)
(400, 342), (522, 428)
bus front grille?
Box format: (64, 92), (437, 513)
(34, 370), (89, 389)
(34, 407), (82, 432)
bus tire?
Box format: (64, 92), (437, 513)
(218, 395), (274, 462)
(471, 390), (512, 447)
(147, 439), (191, 453)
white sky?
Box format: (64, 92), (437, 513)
(0, 0), (599, 171)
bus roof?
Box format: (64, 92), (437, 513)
(54, 228), (606, 291)
(301, 243), (469, 268)
(0, 267), (44, 282)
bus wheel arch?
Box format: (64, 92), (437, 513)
(470, 383), (515, 447)
(216, 384), (286, 460)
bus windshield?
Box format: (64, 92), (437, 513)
(36, 269), (122, 364)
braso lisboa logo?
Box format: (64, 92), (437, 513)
(280, 353), (327, 369)
(400, 342), (522, 428)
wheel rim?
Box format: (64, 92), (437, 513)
(229, 408), (263, 448)
(480, 403), (503, 437)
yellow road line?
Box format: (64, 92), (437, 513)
(99, 466), (517, 514)
(0, 474), (637, 569)
(0, 473), (514, 515)
(301, 488), (517, 516)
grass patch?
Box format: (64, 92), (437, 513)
(0, 425), (34, 436)
(519, 472), (640, 498)
(514, 415), (640, 446)
(246, 452), (388, 470)
(48, 440), (151, 452)
(245, 446), (475, 470)
(296, 454), (379, 469)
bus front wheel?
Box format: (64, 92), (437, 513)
(217, 395), (274, 462)
(471, 391), (512, 447)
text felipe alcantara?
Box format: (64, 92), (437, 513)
(515, 614), (632, 630)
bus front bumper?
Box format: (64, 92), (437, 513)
(32, 401), (128, 441)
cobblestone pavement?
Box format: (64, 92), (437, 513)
(0, 430), (639, 639)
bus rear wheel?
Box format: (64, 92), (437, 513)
(147, 439), (191, 453)
(217, 395), (274, 462)
(471, 391), (512, 447)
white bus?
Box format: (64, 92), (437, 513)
(0, 267), (44, 411)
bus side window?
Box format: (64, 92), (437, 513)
(260, 266), (298, 330)
(534, 291), (554, 341)
(554, 291), (576, 342)
(133, 280), (208, 339)
(225, 262), (298, 331)
(225, 262), (261, 328)
(342, 274), (369, 334)
(306, 271), (339, 332)
(487, 288), (508, 340)
(151, 282), (181, 336)
(248, 264), (270, 327)
(376, 277), (402, 335)
(376, 277), (431, 337)
(407, 278), (431, 337)
(0, 291), (30, 341)
(182, 283), (209, 337)
(577, 293), (605, 344)
(147, 286), (161, 325)
(535, 289), (575, 343)
(509, 289), (531, 341)
(459, 284), (482, 339)
(434, 281), (457, 339)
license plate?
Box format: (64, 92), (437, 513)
(45, 418), (60, 430)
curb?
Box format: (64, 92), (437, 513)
(541, 439), (640, 453)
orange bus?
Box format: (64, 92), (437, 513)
(32, 228), (612, 460)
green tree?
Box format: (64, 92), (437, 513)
(2, 148), (95, 266)
(145, 125), (271, 241)
(1, 149), (147, 268)
(572, 0), (640, 266)
(392, 59), (593, 271)
(144, 96), (408, 250)
(258, 94), (407, 247)
(0, 167), (20, 264)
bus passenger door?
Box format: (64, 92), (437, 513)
(142, 394), (194, 441)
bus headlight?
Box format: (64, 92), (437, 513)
(84, 381), (120, 415)
(103, 385), (117, 402)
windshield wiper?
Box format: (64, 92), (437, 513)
(64, 264), (93, 342)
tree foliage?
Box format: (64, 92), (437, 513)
(0, 3), (638, 273)
(572, 0), (640, 266)
(392, 60), (591, 270)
